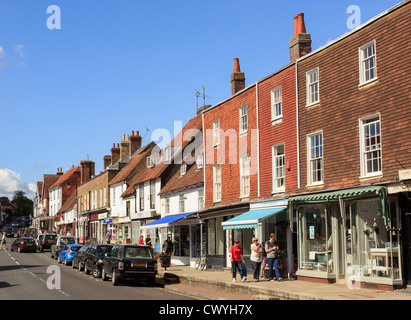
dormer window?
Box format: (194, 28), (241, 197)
(197, 154), (204, 169)
(181, 163), (187, 176)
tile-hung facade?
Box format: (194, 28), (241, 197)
(203, 13), (310, 273)
(289, 1), (411, 290)
(202, 58), (258, 269)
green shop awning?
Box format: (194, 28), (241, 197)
(221, 207), (287, 230)
(289, 185), (389, 226)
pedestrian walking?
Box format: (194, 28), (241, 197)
(229, 239), (246, 283)
(0, 232), (7, 251)
(250, 237), (263, 282)
(265, 233), (282, 281)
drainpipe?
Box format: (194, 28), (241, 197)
(295, 61), (301, 189)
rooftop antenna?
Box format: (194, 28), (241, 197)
(195, 89), (202, 111)
(142, 127), (150, 139)
(195, 86), (213, 110)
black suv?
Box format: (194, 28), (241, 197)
(37, 234), (57, 252)
(101, 244), (157, 286)
(83, 243), (113, 278)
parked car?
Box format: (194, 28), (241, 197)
(101, 244), (157, 286)
(83, 243), (113, 278)
(37, 234), (57, 252)
(10, 237), (37, 253)
(51, 236), (77, 259)
(3, 226), (15, 238)
(72, 245), (88, 271)
(58, 244), (84, 265)
(19, 227), (37, 239)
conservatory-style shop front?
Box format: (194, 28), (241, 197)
(141, 213), (204, 267)
(289, 185), (403, 290)
(221, 199), (295, 275)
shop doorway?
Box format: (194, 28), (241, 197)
(405, 214), (411, 286)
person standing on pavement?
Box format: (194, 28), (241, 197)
(265, 233), (282, 281)
(229, 239), (246, 283)
(138, 235), (144, 245)
(106, 230), (112, 244)
(163, 235), (174, 256)
(250, 237), (263, 282)
(0, 232), (7, 251)
(145, 234), (152, 247)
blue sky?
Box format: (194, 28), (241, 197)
(0, 0), (402, 200)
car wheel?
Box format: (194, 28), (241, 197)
(85, 263), (90, 274)
(18, 247), (21, 253)
(78, 261), (83, 271)
(64, 258), (69, 266)
(92, 265), (101, 278)
(101, 268), (108, 281)
(148, 276), (156, 287)
(72, 260), (77, 269)
(57, 256), (62, 264)
(112, 269), (119, 286)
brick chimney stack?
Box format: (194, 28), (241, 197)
(129, 130), (142, 156)
(230, 58), (246, 95)
(80, 160), (95, 184)
(110, 143), (120, 166)
(103, 155), (112, 170)
(120, 134), (130, 162)
(289, 13), (312, 63)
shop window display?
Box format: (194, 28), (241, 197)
(298, 205), (333, 273)
(347, 199), (399, 280)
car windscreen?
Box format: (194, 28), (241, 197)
(124, 246), (153, 259)
(96, 245), (112, 255)
(23, 238), (35, 243)
(61, 238), (76, 245)
(70, 246), (82, 252)
(45, 235), (57, 240)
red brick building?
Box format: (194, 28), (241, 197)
(289, 1), (411, 289)
(201, 14), (311, 270)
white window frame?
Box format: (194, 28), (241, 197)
(272, 143), (285, 193)
(306, 67), (320, 106)
(196, 154), (204, 169)
(240, 154), (250, 198)
(198, 190), (204, 210)
(180, 163), (187, 176)
(213, 119), (220, 148)
(307, 131), (324, 186)
(239, 105), (248, 135)
(179, 194), (185, 214)
(213, 164), (221, 202)
(165, 197), (170, 214)
(359, 114), (382, 178)
(359, 40), (377, 86)
(271, 87), (282, 122)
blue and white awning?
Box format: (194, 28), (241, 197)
(221, 207), (287, 230)
(141, 212), (196, 229)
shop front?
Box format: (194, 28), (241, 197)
(141, 213), (203, 267)
(289, 185), (403, 290)
(221, 201), (293, 274)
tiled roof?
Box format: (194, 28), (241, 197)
(159, 164), (203, 195)
(56, 192), (76, 215)
(42, 174), (60, 198)
(109, 142), (155, 186)
(49, 166), (81, 190)
(121, 114), (203, 198)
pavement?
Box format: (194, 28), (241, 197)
(158, 265), (411, 300)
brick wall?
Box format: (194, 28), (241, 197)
(203, 86), (258, 208)
(258, 64), (299, 198)
(296, 2), (411, 193)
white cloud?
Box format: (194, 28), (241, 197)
(0, 168), (35, 200)
(0, 46), (5, 59)
(13, 44), (26, 59)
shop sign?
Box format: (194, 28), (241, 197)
(104, 218), (113, 224)
(399, 169), (411, 181)
(388, 183), (411, 194)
